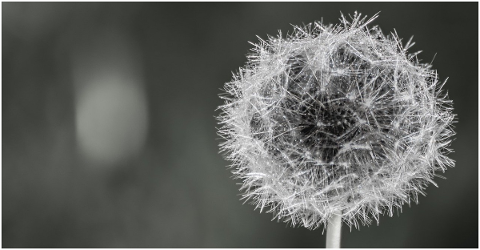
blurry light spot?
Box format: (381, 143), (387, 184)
(76, 77), (148, 166)
(73, 30), (148, 166)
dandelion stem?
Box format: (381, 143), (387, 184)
(326, 214), (342, 248)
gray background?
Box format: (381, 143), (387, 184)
(3, 2), (477, 248)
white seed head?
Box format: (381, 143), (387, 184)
(217, 12), (455, 230)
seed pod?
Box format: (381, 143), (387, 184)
(218, 12), (455, 230)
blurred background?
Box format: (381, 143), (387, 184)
(2, 2), (477, 247)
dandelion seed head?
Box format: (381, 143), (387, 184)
(217, 12), (455, 230)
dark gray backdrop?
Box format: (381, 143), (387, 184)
(3, 2), (478, 247)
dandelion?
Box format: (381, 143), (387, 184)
(217, 12), (455, 246)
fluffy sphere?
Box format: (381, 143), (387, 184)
(218, 13), (455, 229)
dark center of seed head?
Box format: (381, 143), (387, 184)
(287, 54), (357, 163)
(250, 50), (373, 169)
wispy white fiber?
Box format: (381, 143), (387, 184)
(218, 12), (455, 230)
